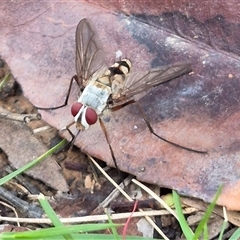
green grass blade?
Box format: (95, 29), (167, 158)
(38, 194), (73, 240)
(76, 235), (155, 240)
(105, 210), (120, 240)
(0, 139), (67, 186)
(173, 190), (194, 239)
(218, 207), (228, 240)
(0, 73), (11, 91)
(218, 220), (228, 240)
(203, 223), (208, 239)
(0, 233), (155, 240)
(0, 224), (121, 239)
(193, 185), (223, 240)
(229, 227), (240, 240)
(38, 194), (63, 227)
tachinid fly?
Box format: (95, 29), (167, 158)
(70, 18), (192, 131)
(71, 58), (132, 130)
(37, 18), (205, 154)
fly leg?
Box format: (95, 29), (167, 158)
(35, 75), (80, 110)
(109, 99), (206, 153)
(35, 70), (80, 148)
(62, 121), (77, 143)
(59, 121), (80, 148)
(35, 75), (81, 148)
(135, 101), (207, 154)
(99, 117), (122, 174)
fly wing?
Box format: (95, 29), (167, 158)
(111, 62), (191, 104)
(75, 18), (106, 87)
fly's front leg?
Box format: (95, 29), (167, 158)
(35, 75), (79, 110)
(60, 121), (78, 144)
(58, 121), (80, 150)
(135, 101), (207, 154)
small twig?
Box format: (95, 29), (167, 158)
(132, 179), (178, 219)
(0, 208), (197, 224)
(0, 200), (20, 226)
(33, 125), (52, 134)
(93, 176), (133, 214)
(87, 155), (132, 201)
(0, 112), (41, 123)
(87, 154), (168, 238)
(0, 186), (43, 218)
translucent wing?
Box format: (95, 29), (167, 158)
(75, 18), (106, 87)
(112, 62), (191, 103)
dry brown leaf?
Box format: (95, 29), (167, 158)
(0, 107), (68, 192)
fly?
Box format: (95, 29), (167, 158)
(71, 58), (133, 130)
(37, 18), (206, 155)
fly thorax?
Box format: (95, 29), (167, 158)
(78, 81), (112, 115)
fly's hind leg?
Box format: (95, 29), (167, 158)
(135, 101), (207, 154)
(35, 75), (79, 110)
(99, 117), (123, 176)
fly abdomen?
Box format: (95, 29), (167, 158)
(108, 59), (132, 76)
(109, 59), (132, 99)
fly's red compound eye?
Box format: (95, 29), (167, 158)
(85, 108), (97, 125)
(71, 102), (83, 117)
